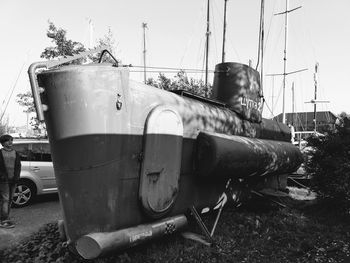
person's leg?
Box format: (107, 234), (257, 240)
(0, 183), (10, 221)
(7, 184), (16, 219)
(0, 183), (14, 228)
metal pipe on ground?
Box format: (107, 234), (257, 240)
(76, 215), (187, 259)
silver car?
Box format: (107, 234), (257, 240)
(10, 139), (57, 207)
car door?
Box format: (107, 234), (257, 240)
(30, 142), (56, 191)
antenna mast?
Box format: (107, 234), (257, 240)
(305, 63), (330, 132)
(142, 22), (147, 84)
(88, 18), (94, 48)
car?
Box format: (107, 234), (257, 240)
(9, 139), (57, 207)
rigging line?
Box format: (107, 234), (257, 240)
(263, 80), (282, 119)
(129, 70), (214, 74)
(178, 0), (205, 68)
(288, 17), (309, 69)
(317, 66), (329, 113)
(263, 0), (278, 66)
(262, 96), (274, 118)
(272, 80), (284, 112)
(211, 0), (221, 62)
(0, 61), (26, 123)
(265, 0), (285, 72)
(262, 96), (285, 136)
(197, 33), (206, 77)
(296, 113), (305, 131)
(201, 41), (206, 81)
(269, 19), (284, 64)
(255, 0), (264, 70)
(1, 70), (19, 110)
(298, 0), (317, 62)
(227, 37), (241, 62)
(217, 1), (240, 62)
(129, 65), (210, 72)
(1, 90), (11, 111)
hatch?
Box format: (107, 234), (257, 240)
(139, 105), (183, 217)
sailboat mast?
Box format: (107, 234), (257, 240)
(205, 0), (210, 87)
(292, 81), (295, 125)
(259, 0), (265, 96)
(221, 0), (228, 63)
(142, 22), (147, 84)
(282, 0), (289, 124)
(313, 63), (318, 132)
(274, 0), (302, 124)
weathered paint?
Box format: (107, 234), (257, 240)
(196, 131), (303, 178)
(32, 64), (302, 255)
(76, 215), (187, 259)
(212, 62), (262, 123)
(139, 106), (183, 217)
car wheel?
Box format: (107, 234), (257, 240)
(12, 180), (36, 208)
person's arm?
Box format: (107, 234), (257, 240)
(13, 152), (21, 183)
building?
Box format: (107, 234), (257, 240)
(273, 111), (338, 134)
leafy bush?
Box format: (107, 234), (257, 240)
(306, 115), (350, 216)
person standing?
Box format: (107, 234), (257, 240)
(0, 134), (21, 228)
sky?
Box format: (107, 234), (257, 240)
(1, 0), (349, 127)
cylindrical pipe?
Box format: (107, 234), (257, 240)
(76, 215), (187, 259)
(28, 62), (48, 121)
(196, 131), (303, 178)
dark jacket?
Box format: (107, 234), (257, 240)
(0, 150), (21, 183)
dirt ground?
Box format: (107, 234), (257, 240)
(0, 194), (61, 250)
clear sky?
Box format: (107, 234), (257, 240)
(1, 0), (349, 126)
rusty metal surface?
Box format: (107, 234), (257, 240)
(28, 46), (109, 121)
(76, 215), (187, 259)
(33, 63), (301, 252)
(196, 131), (303, 179)
(139, 133), (182, 217)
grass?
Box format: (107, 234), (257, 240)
(1, 195), (350, 263)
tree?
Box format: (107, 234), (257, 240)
(17, 21), (87, 134)
(92, 28), (120, 64)
(147, 71), (211, 97)
(40, 21), (86, 64)
(16, 91), (43, 134)
(306, 113), (350, 216)
(18, 22), (121, 133)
